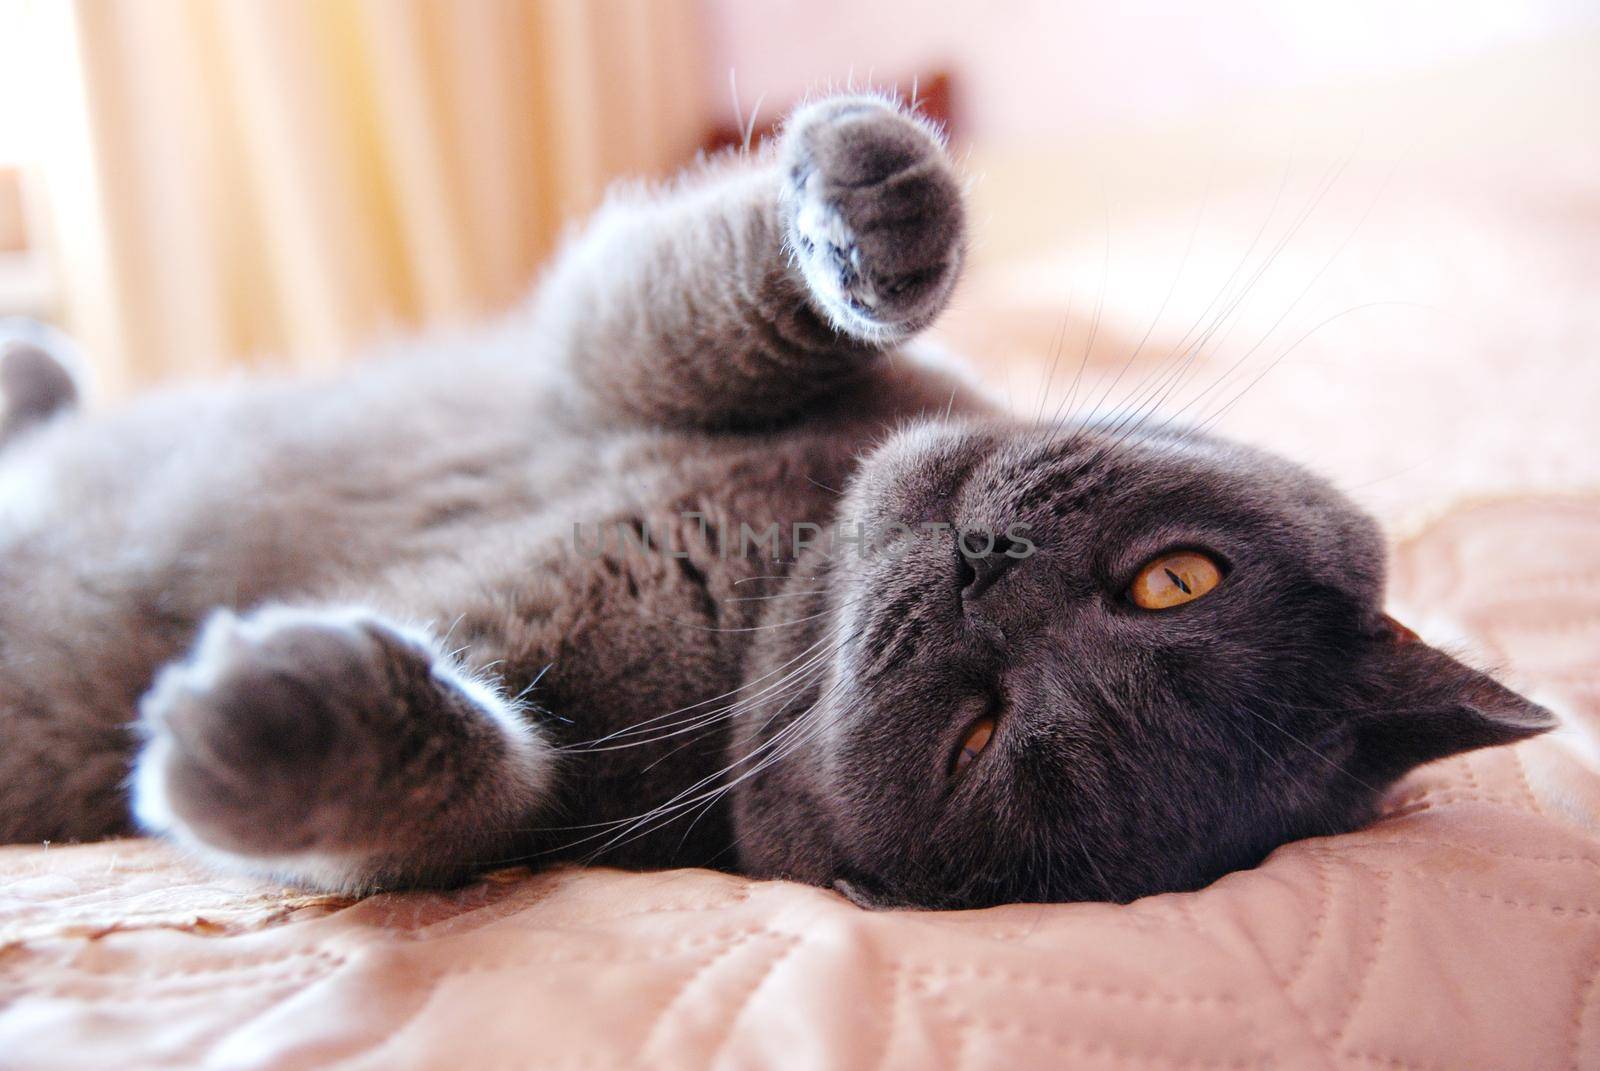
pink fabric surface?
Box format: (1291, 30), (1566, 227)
(2, 494), (1597, 1070)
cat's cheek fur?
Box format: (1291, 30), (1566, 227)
(128, 605), (555, 892)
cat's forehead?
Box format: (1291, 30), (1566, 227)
(945, 421), (1326, 513)
(869, 417), (1386, 599)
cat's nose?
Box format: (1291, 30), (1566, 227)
(957, 535), (1022, 602)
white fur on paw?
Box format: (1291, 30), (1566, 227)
(130, 717), (369, 890)
(790, 175), (900, 343)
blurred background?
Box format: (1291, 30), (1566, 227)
(0, 0), (1596, 527)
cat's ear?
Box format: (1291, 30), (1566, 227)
(1355, 615), (1557, 778)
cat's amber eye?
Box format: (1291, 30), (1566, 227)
(951, 718), (995, 776)
(1128, 550), (1224, 610)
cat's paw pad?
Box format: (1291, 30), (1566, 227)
(131, 607), (442, 865)
(780, 95), (965, 339)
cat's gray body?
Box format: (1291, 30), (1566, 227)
(0, 97), (1552, 906)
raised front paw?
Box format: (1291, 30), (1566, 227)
(780, 95), (965, 339)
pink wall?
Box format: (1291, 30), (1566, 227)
(699, 0), (1599, 143)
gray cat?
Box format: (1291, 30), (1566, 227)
(0, 95), (1554, 908)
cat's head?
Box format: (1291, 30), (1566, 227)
(732, 419), (1556, 908)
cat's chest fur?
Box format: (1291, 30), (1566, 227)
(392, 393), (947, 869)
(363, 355), (987, 869)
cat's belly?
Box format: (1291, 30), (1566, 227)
(0, 348), (968, 844)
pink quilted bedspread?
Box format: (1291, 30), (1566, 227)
(5, 120), (1600, 1064)
(1, 494), (1597, 1069)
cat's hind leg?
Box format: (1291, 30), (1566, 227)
(0, 320), (84, 448)
(131, 605), (554, 891)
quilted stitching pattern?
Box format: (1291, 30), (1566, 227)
(2, 494), (1598, 1070)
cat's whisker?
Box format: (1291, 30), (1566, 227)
(623, 575), (888, 640)
(1031, 268), (1077, 424)
(1126, 154), (1314, 405)
(580, 626), (859, 834)
(1186, 300), (1412, 442)
(563, 627), (839, 749)
(566, 659), (825, 752)
(718, 590), (829, 604)
(1233, 702), (1381, 795)
(1064, 151), (1347, 458)
(1157, 154), (1380, 445)
(434, 611), (469, 651)
(727, 69), (746, 156)
(733, 573), (816, 586)
(565, 623), (845, 752)
(608, 645), (837, 759)
(1070, 161), (1213, 436)
(533, 651), (850, 857)
(647, 627), (845, 762)
(1162, 158), (1393, 441)
(1047, 148), (1334, 454)
(571, 670), (850, 861)
(506, 663), (555, 710)
(805, 474), (844, 495)
(742, 92), (767, 154)
(1027, 149), (1359, 505)
(1050, 189), (1112, 431)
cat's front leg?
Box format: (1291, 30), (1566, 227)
(546, 94), (965, 429)
(131, 605), (553, 891)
